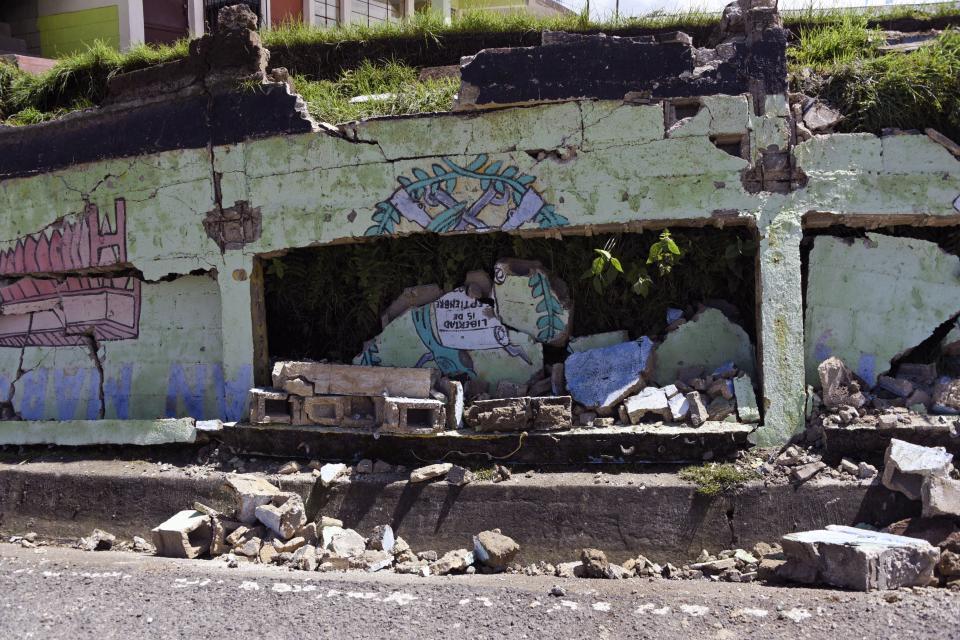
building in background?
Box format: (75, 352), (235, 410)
(0, 0), (572, 58)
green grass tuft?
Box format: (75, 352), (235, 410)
(679, 463), (758, 496)
(788, 14), (884, 69)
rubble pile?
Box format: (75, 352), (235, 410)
(249, 263), (761, 433)
(810, 356), (960, 432)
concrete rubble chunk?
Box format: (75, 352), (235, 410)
(579, 548), (610, 579)
(362, 549), (394, 572)
(805, 233), (960, 387)
(445, 380), (465, 430)
(381, 396), (446, 433)
(465, 396), (571, 431)
(410, 463), (453, 483)
(802, 99), (843, 132)
(446, 465), (475, 486)
(78, 528), (116, 552)
(706, 397), (735, 421)
(224, 475), (282, 524)
(791, 461), (826, 484)
(624, 387), (671, 423)
(687, 392), (709, 427)
(493, 258), (572, 347)
(368, 525), (396, 553)
(668, 392), (690, 421)
(881, 439), (954, 501)
(473, 530), (520, 570)
(255, 494), (306, 540)
(565, 338), (655, 412)
(732, 374), (760, 423)
(326, 528), (367, 558)
(779, 525), (940, 591)
(152, 510), (212, 559)
(877, 375), (913, 398)
(817, 357), (867, 409)
(430, 549), (474, 575)
(319, 463), (348, 486)
(291, 544), (319, 571)
(932, 378), (960, 414)
(921, 475), (960, 518)
(653, 308), (756, 385)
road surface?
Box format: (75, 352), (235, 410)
(0, 543), (957, 639)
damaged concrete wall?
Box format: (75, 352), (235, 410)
(0, 84), (959, 443)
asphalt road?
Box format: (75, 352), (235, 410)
(1, 543), (958, 640)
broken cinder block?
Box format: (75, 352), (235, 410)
(224, 475), (283, 524)
(273, 361), (435, 399)
(151, 510), (212, 559)
(248, 387), (291, 424)
(881, 439), (954, 501)
(465, 396), (572, 432)
(380, 397), (446, 434)
(779, 525), (939, 591)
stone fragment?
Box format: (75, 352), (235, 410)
(706, 397), (735, 421)
(579, 547), (610, 579)
(273, 536), (306, 553)
(565, 338), (655, 412)
(151, 510), (211, 559)
(568, 331), (629, 353)
(446, 465), (475, 486)
(410, 463), (453, 483)
(666, 392), (689, 421)
(653, 308), (756, 385)
(326, 528), (367, 558)
(361, 549), (394, 572)
(877, 375), (913, 398)
(319, 463), (348, 486)
(368, 525), (396, 553)
(858, 462), (878, 479)
(921, 475), (960, 518)
(940, 550), (960, 577)
(224, 475), (282, 525)
(839, 458), (859, 475)
(255, 494), (306, 540)
(687, 392), (709, 426)
(805, 233), (960, 387)
(779, 525), (939, 590)
(430, 549), (474, 575)
(791, 461), (826, 483)
(802, 99), (843, 132)
(493, 258), (572, 346)
(320, 516), (343, 528)
(473, 530), (520, 570)
(817, 357), (867, 409)
(280, 376), (314, 397)
(881, 439), (954, 501)
(277, 461), (300, 475)
(690, 557), (737, 573)
(624, 387), (670, 423)
(445, 380), (465, 429)
(235, 536), (262, 558)
(932, 378), (960, 414)
(465, 397), (529, 432)
(273, 361), (434, 399)
(732, 374), (760, 423)
(78, 528), (116, 552)
(291, 544), (319, 571)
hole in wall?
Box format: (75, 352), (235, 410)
(710, 135), (747, 159)
(406, 408), (433, 428)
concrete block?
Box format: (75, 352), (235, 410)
(624, 387), (670, 423)
(804, 233), (960, 387)
(531, 396), (572, 431)
(565, 338), (655, 412)
(380, 397), (446, 434)
(668, 393), (690, 421)
(281, 376), (314, 396)
(255, 494), (306, 540)
(568, 331), (629, 353)
(493, 258), (571, 347)
(779, 525), (939, 591)
(273, 361), (434, 398)
(652, 308), (756, 385)
(687, 392), (709, 427)
(0, 419), (196, 446)
(921, 475), (960, 518)
(302, 395), (347, 426)
(248, 387), (290, 425)
(733, 375), (760, 423)
(882, 439), (954, 501)
(224, 475), (282, 524)
(410, 463), (453, 483)
(466, 398), (530, 432)
(151, 510), (211, 559)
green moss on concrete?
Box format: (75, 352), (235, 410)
(679, 463), (758, 496)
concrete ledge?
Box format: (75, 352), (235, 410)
(0, 459), (918, 564)
(822, 422), (960, 465)
(0, 419), (197, 446)
(218, 422), (755, 465)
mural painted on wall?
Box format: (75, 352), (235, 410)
(364, 155), (569, 236)
(0, 199), (141, 347)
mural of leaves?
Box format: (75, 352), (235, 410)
(529, 272), (566, 343)
(364, 201), (401, 237)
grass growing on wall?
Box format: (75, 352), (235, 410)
(263, 229), (757, 363)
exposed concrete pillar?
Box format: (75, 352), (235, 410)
(403, 0), (416, 18)
(750, 204), (806, 447)
(339, 0), (353, 25)
(430, 0), (451, 24)
(187, 0), (206, 37)
(217, 252), (257, 422)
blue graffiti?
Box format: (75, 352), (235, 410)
(104, 364), (134, 419)
(18, 368), (49, 420)
(53, 368), (96, 420)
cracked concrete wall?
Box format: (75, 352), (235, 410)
(1, 94), (959, 445)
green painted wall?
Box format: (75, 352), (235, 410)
(0, 95), (958, 445)
(38, 5), (120, 57)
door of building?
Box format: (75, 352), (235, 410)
(144, 0), (190, 45)
(270, 0), (304, 25)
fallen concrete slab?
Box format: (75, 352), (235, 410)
(779, 525), (939, 591)
(881, 438), (954, 501)
(0, 419), (197, 446)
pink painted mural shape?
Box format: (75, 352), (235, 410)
(0, 199), (140, 347)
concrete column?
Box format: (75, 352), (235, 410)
(303, 0), (317, 25)
(750, 205), (806, 447)
(187, 0), (205, 37)
(430, 0), (451, 24)
(403, 0), (415, 18)
(122, 0), (145, 49)
(339, 0), (353, 25)
(217, 252), (257, 423)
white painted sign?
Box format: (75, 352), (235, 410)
(433, 288), (509, 350)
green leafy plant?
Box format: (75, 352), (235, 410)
(582, 230), (683, 297)
(581, 239), (623, 295)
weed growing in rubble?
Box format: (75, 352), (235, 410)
(788, 14), (884, 69)
(679, 463), (758, 497)
(582, 230), (683, 298)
